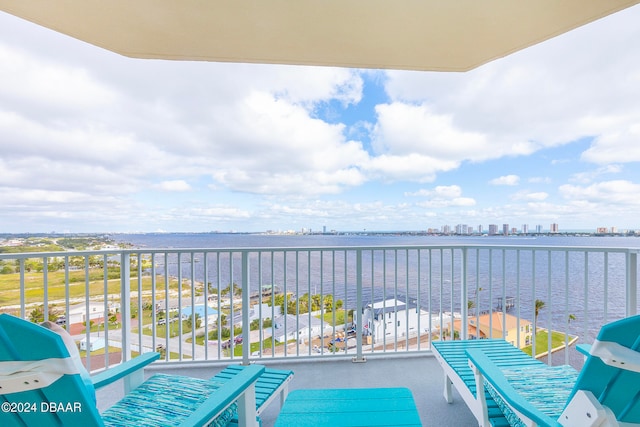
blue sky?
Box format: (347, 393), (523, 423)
(2, 6), (640, 233)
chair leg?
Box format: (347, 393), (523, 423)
(469, 361), (490, 427)
(443, 374), (453, 404)
(236, 384), (259, 427)
(279, 385), (289, 409)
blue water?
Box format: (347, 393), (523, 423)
(111, 232), (640, 250)
(111, 232), (639, 351)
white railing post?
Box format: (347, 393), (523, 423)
(353, 249), (366, 362)
(120, 252), (131, 361)
(19, 258), (26, 319)
(242, 251), (251, 365)
(628, 252), (638, 316)
(460, 248), (468, 340)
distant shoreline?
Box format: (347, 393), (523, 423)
(2, 230), (640, 239)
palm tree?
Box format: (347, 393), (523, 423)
(534, 299), (545, 332)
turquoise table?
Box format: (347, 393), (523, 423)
(274, 387), (422, 426)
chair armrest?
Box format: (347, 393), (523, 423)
(180, 364), (265, 427)
(91, 352), (160, 390)
(466, 348), (560, 427)
(576, 344), (591, 357)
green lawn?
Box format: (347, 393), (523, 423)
(522, 329), (576, 357)
(0, 270), (183, 306)
(320, 309), (351, 326)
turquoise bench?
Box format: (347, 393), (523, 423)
(211, 365), (293, 424)
(432, 339), (542, 427)
(274, 387), (421, 426)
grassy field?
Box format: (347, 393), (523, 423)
(0, 269), (188, 307)
(320, 309), (351, 326)
(522, 329), (577, 357)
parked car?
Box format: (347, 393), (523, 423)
(234, 335), (243, 344)
(221, 339), (231, 349)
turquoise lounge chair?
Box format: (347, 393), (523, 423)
(0, 313), (264, 427)
(466, 315), (640, 427)
(433, 339), (543, 427)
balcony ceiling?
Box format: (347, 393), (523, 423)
(0, 1), (639, 72)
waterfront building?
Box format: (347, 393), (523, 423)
(502, 224), (509, 236)
(535, 224), (543, 233)
(272, 313), (324, 343)
(362, 297), (432, 344)
(522, 224), (529, 234)
(454, 224), (468, 235)
(550, 223), (559, 233)
(460, 312), (532, 348)
(488, 224), (498, 235)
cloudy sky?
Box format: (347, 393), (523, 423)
(2, 7), (640, 234)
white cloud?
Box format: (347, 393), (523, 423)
(417, 198), (476, 208)
(489, 175), (520, 186)
(371, 103), (487, 157)
(3, 6), (640, 232)
(204, 91), (370, 194)
(408, 185), (476, 208)
(511, 191), (549, 201)
(381, 8), (640, 178)
(0, 44), (117, 117)
(156, 180), (192, 192)
(569, 164), (623, 184)
(364, 153), (457, 183)
(406, 185), (462, 198)
(185, 207), (251, 220)
(581, 125), (640, 164)
(559, 180), (640, 205)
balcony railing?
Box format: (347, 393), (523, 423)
(1, 244), (638, 372)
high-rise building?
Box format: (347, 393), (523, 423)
(535, 224), (543, 233)
(442, 225), (451, 234)
(478, 225), (483, 235)
(455, 224), (468, 235)
(488, 224), (498, 235)
(522, 224), (529, 234)
(550, 223), (559, 233)
(503, 224), (509, 236)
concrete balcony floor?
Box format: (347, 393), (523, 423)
(96, 353), (477, 426)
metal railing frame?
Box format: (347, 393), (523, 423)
(1, 244), (638, 370)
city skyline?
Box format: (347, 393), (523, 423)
(2, 7), (640, 233)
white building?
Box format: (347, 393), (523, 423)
(79, 336), (105, 352)
(228, 303), (282, 328)
(272, 313), (323, 343)
(362, 297), (432, 343)
(68, 301), (120, 325)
